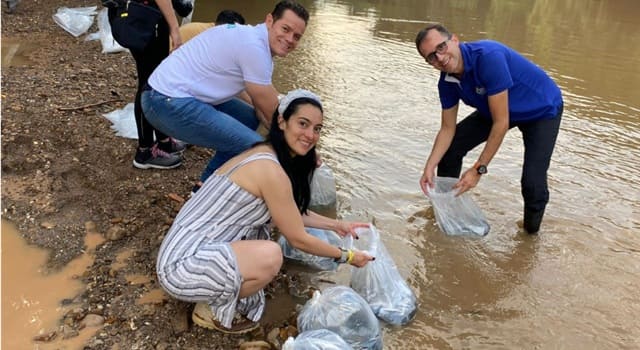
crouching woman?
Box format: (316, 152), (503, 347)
(156, 89), (374, 334)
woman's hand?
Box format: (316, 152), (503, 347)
(334, 220), (369, 239)
(349, 249), (375, 268)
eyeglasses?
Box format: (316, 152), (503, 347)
(425, 38), (450, 64)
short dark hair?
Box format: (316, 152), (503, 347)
(415, 23), (451, 54)
(215, 10), (245, 25)
(271, 0), (309, 25)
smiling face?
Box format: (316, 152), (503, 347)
(278, 103), (323, 157)
(265, 9), (307, 57)
(418, 29), (463, 75)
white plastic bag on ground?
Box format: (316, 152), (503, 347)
(53, 6), (97, 37)
(349, 225), (417, 325)
(87, 8), (127, 53)
(427, 176), (490, 236)
(297, 286), (382, 350)
(282, 329), (353, 350)
(278, 228), (341, 271)
(102, 103), (138, 139)
(309, 162), (337, 209)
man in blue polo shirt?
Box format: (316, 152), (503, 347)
(415, 24), (563, 234)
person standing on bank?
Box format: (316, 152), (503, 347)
(156, 90), (374, 334)
(108, 0), (188, 169)
(415, 24), (563, 234)
(142, 0), (309, 194)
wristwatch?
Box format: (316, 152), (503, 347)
(476, 164), (488, 175)
(334, 247), (348, 263)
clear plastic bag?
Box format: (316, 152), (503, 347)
(309, 162), (337, 210)
(86, 8), (127, 53)
(93, 8), (127, 53)
(297, 286), (383, 350)
(53, 6), (97, 37)
(102, 103), (138, 139)
(282, 329), (353, 350)
(278, 228), (341, 271)
(348, 225), (417, 325)
(427, 176), (490, 236)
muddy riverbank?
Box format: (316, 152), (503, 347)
(1, 1), (307, 349)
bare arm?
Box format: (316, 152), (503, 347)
(245, 82), (279, 129)
(454, 90), (509, 195)
(420, 104), (459, 195)
(236, 90), (254, 106)
(301, 210), (369, 238)
(256, 163), (372, 267)
(155, 0), (182, 51)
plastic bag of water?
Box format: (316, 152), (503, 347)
(309, 162), (337, 210)
(297, 286), (382, 350)
(278, 228), (341, 271)
(427, 176), (490, 236)
(348, 225), (417, 325)
(282, 329), (353, 350)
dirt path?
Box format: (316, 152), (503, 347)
(1, 1), (301, 349)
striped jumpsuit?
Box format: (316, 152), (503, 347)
(156, 153), (278, 328)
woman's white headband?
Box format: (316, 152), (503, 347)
(277, 89), (322, 115)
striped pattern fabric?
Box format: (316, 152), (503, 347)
(156, 152), (278, 328)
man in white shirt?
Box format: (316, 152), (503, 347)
(142, 1), (309, 192)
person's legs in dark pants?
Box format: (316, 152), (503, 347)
(437, 110), (493, 178)
(517, 107), (562, 234)
(130, 24), (182, 169)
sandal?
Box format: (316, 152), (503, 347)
(192, 302), (259, 334)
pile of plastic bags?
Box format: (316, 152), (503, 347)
(292, 224), (417, 349)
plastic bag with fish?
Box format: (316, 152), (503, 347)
(348, 225), (417, 325)
(282, 329), (353, 350)
(297, 286), (382, 350)
(278, 228), (341, 271)
(427, 176), (490, 236)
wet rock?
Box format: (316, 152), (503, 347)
(33, 330), (57, 342)
(87, 339), (105, 347)
(156, 342), (170, 350)
(266, 328), (282, 349)
(105, 225), (126, 241)
(171, 303), (190, 334)
(239, 340), (272, 350)
(85, 221), (97, 233)
(62, 325), (79, 339)
(40, 221), (55, 229)
(81, 314), (105, 327)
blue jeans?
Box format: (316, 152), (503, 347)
(141, 89), (263, 182)
(437, 106), (563, 215)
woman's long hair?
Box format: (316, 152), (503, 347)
(267, 97), (322, 214)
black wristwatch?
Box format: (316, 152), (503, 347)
(476, 164), (488, 175)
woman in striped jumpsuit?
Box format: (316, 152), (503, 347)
(156, 89), (375, 334)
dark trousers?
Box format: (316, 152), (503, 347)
(437, 106), (563, 215)
(130, 22), (170, 148)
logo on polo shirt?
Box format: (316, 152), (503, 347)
(475, 86), (486, 95)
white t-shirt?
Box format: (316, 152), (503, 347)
(148, 23), (273, 105)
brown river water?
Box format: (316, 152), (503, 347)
(3, 0), (639, 349)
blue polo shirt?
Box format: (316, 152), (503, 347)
(438, 40), (563, 122)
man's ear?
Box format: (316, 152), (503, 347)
(265, 13), (274, 27)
